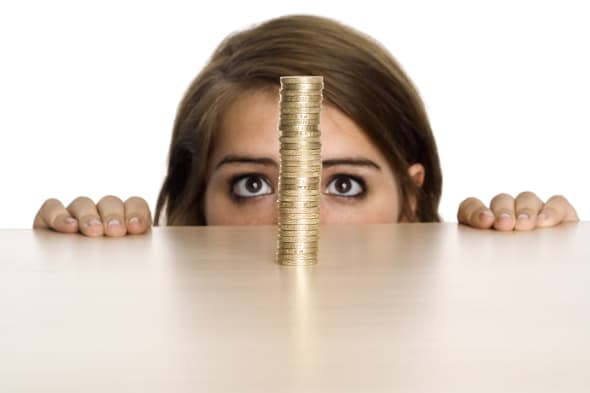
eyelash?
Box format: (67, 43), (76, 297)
(228, 173), (274, 202)
(324, 174), (367, 199)
(227, 173), (367, 202)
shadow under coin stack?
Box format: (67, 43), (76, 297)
(277, 76), (324, 266)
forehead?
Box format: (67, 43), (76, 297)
(211, 88), (387, 163)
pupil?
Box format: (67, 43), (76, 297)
(336, 178), (351, 193)
(246, 177), (261, 193)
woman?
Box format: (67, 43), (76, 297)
(33, 15), (578, 236)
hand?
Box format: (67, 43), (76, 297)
(457, 192), (579, 231)
(33, 196), (152, 237)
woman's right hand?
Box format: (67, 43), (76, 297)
(33, 196), (152, 237)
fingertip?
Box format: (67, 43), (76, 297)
(51, 215), (79, 233)
(493, 211), (515, 231)
(80, 217), (105, 237)
(466, 210), (495, 229)
(104, 217), (127, 237)
(460, 208), (494, 229)
(60, 216), (79, 233)
(515, 212), (536, 231)
(536, 211), (554, 228)
(126, 216), (150, 235)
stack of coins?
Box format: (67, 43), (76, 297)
(277, 76), (324, 266)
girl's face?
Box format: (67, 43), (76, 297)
(204, 89), (422, 225)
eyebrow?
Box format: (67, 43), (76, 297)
(215, 155), (279, 170)
(322, 158), (381, 171)
(215, 155), (381, 171)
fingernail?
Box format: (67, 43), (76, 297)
(64, 217), (77, 224)
(128, 216), (140, 225)
(87, 218), (102, 227)
(498, 212), (512, 219)
(517, 212), (529, 221)
(479, 210), (494, 220)
(107, 218), (121, 227)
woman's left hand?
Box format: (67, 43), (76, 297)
(457, 192), (579, 231)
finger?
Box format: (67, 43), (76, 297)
(33, 198), (79, 233)
(537, 195), (579, 228)
(67, 197), (104, 237)
(457, 197), (495, 229)
(514, 191), (544, 231)
(124, 196), (152, 235)
(97, 195), (127, 237)
(490, 193), (516, 231)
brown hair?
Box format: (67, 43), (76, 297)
(155, 14), (442, 225)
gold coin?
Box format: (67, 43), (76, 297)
(279, 205), (319, 210)
(279, 126), (322, 132)
(279, 135), (321, 142)
(278, 174), (320, 180)
(279, 175), (321, 181)
(279, 134), (321, 141)
(279, 149), (321, 155)
(279, 167), (320, 172)
(278, 225), (321, 232)
(277, 256), (318, 268)
(278, 231), (320, 238)
(278, 254), (319, 260)
(279, 205), (319, 212)
(278, 251), (319, 256)
(279, 165), (321, 171)
(277, 246), (319, 254)
(278, 236), (319, 242)
(277, 243), (319, 250)
(280, 83), (324, 91)
(278, 259), (318, 264)
(278, 189), (320, 193)
(278, 206), (319, 212)
(279, 219), (320, 225)
(277, 244), (319, 250)
(280, 94), (322, 101)
(279, 89), (322, 97)
(280, 75), (323, 83)
(278, 233), (320, 239)
(278, 212), (320, 219)
(279, 147), (321, 153)
(279, 123), (321, 130)
(278, 248), (319, 254)
(279, 123), (321, 129)
(278, 219), (320, 225)
(280, 96), (323, 105)
(277, 249), (319, 256)
(279, 221), (320, 226)
(278, 195), (321, 202)
(280, 160), (322, 166)
(278, 203), (319, 210)
(277, 75), (324, 265)
(279, 172), (321, 178)
(280, 163), (320, 167)
(279, 187), (320, 194)
(280, 141), (322, 149)
(281, 106), (322, 114)
(279, 182), (320, 188)
(279, 171), (320, 178)
(279, 85), (322, 91)
(279, 168), (322, 175)
(280, 100), (322, 107)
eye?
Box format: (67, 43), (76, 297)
(325, 175), (366, 198)
(231, 174), (273, 199)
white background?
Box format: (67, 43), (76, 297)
(1, 0), (588, 228)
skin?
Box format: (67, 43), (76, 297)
(33, 89), (579, 236)
(204, 89), (423, 225)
